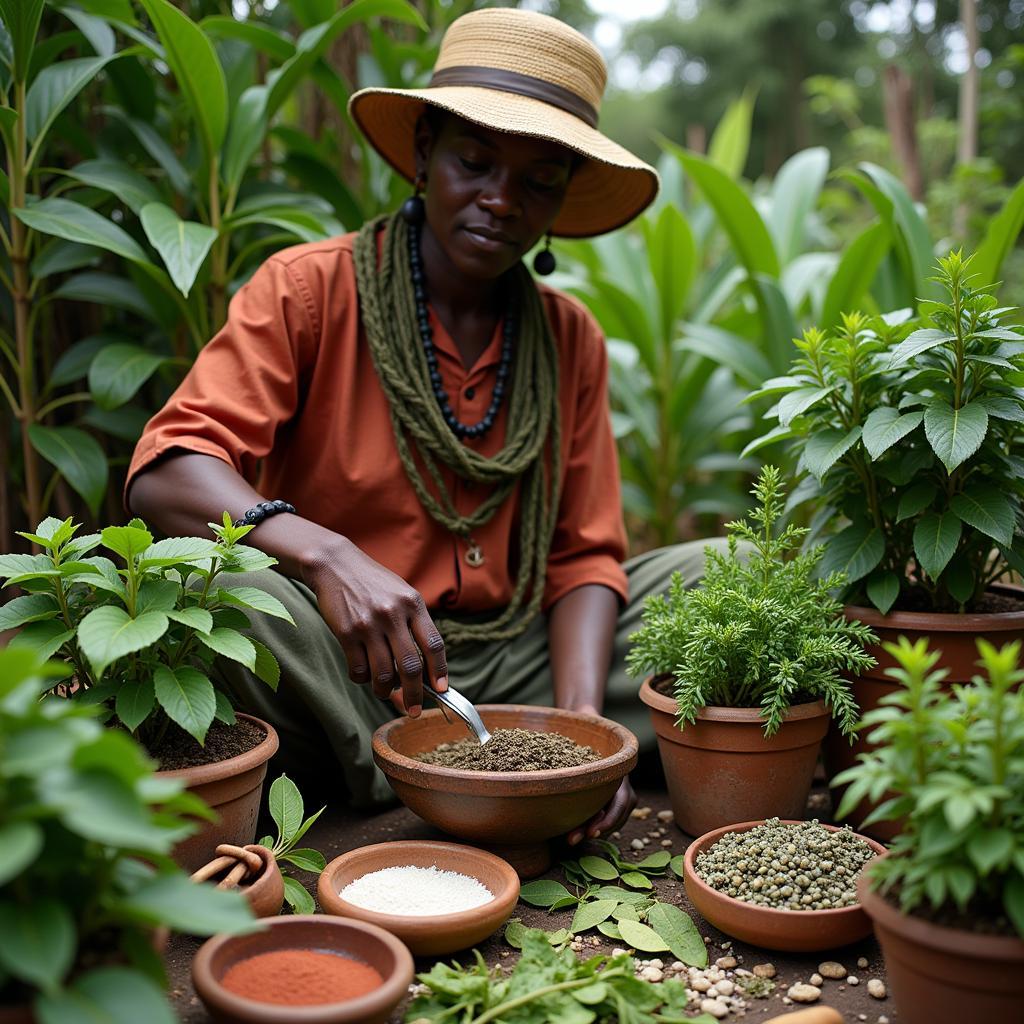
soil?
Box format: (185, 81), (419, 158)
(895, 887), (1019, 937)
(415, 727), (598, 770)
(149, 718), (266, 771)
(887, 586), (1024, 615)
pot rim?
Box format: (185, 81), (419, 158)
(857, 855), (1024, 959)
(683, 819), (887, 923)
(846, 582), (1024, 632)
(191, 914), (414, 1022)
(638, 676), (828, 723)
(155, 713), (280, 785)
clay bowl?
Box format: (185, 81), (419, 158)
(239, 844), (285, 918)
(372, 704), (638, 877)
(318, 840), (520, 955)
(192, 915), (413, 1024)
(683, 820), (888, 952)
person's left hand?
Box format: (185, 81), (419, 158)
(567, 775), (635, 846)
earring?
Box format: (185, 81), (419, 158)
(532, 232), (556, 276)
(400, 172), (426, 225)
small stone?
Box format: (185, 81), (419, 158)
(671, 961), (685, 972)
(612, 948), (627, 957)
(641, 966), (664, 983)
(631, 839), (645, 851)
(859, 1016), (867, 1022)
(818, 961), (846, 979)
(649, 959), (664, 970)
(657, 809), (674, 822)
(716, 955), (738, 969)
(661, 839), (673, 846)
(752, 964), (776, 979)
(631, 806), (652, 820)
(700, 999), (729, 1019)
(847, 975), (859, 986)
(787, 984), (821, 1004)
(641, 837), (651, 846)
(809, 973), (823, 987)
(691, 976), (712, 993)
(716, 980), (735, 996)
(867, 979), (887, 999)
(782, 997), (792, 1005)
(611, 831), (621, 839)
(878, 1017), (890, 1023)
(857, 957), (869, 969)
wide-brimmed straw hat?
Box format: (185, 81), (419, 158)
(348, 7), (659, 238)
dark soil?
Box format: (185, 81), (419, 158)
(149, 718), (266, 771)
(897, 888), (1019, 937)
(416, 728), (598, 770)
(888, 585), (1024, 615)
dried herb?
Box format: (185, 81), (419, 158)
(416, 729), (598, 771)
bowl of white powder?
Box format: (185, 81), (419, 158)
(317, 840), (520, 955)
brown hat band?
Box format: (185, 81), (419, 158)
(429, 66), (599, 129)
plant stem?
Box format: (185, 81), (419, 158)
(471, 968), (629, 1024)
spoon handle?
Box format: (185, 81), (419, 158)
(434, 685), (492, 746)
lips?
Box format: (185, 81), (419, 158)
(463, 225), (517, 251)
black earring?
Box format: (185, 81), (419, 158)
(533, 232), (556, 276)
(400, 173), (426, 225)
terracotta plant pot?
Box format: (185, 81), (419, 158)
(158, 714), (279, 873)
(192, 915), (414, 1024)
(318, 840), (520, 955)
(858, 861), (1024, 1024)
(638, 677), (829, 837)
(825, 585), (1024, 840)
(683, 820), (886, 952)
(372, 705), (638, 878)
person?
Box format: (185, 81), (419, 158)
(126, 8), (715, 844)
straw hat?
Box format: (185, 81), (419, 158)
(348, 7), (659, 238)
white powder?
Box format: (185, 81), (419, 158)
(339, 864), (494, 916)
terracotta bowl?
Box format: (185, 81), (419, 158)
(318, 840), (520, 955)
(683, 820), (887, 952)
(239, 844), (285, 918)
(192, 915), (414, 1024)
(372, 704), (638, 877)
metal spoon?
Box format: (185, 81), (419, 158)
(432, 684), (492, 746)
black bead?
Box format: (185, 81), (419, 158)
(533, 246), (556, 276)
(400, 194), (425, 225)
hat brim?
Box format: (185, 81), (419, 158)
(349, 86), (659, 238)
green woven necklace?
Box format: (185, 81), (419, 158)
(353, 213), (562, 647)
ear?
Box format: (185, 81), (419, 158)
(412, 110), (436, 179)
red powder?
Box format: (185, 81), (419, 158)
(220, 948), (383, 1005)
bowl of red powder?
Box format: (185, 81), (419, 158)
(191, 915), (414, 1023)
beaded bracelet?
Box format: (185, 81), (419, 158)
(232, 499), (296, 529)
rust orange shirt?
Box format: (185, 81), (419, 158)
(126, 233), (627, 614)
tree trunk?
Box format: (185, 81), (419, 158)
(954, 0), (980, 238)
(882, 65), (924, 201)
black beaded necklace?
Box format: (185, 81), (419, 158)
(407, 220), (515, 440)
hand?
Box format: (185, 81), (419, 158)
(567, 776), (636, 846)
(305, 536), (448, 716)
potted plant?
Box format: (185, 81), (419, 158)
(628, 465), (876, 835)
(743, 251), (1024, 834)
(0, 648), (256, 1023)
(836, 635), (1024, 1024)
(0, 514), (293, 869)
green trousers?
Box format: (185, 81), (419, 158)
(217, 539), (723, 807)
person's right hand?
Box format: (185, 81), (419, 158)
(304, 536), (448, 716)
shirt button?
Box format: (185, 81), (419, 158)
(465, 386), (476, 399)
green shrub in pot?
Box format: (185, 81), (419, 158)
(0, 648), (256, 1021)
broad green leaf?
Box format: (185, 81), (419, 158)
(153, 666), (215, 744)
(612, 903), (639, 921)
(54, 272), (160, 323)
(569, 899), (618, 935)
(866, 571), (900, 615)
(620, 871), (653, 890)
(138, 579), (185, 614)
(677, 325), (773, 387)
(101, 524), (153, 561)
(6, 620), (74, 661)
(769, 146), (829, 265)
(578, 856), (619, 881)
(199, 15), (294, 61)
(64, 158), (162, 215)
(914, 512), (962, 579)
(216, 586), (295, 624)
(281, 848), (326, 873)
(77, 606), (169, 678)
(924, 400), (988, 473)
(268, 773), (304, 845)
(821, 221), (891, 329)
(14, 197), (148, 265)
(669, 855), (685, 878)
(897, 481), (937, 522)
(616, 917), (669, 953)
(213, 688), (236, 725)
(0, 0), (44, 82)
(740, 423), (796, 458)
(31, 238), (99, 280)
(777, 386), (835, 426)
(119, 873), (256, 934)
(518, 880), (575, 908)
(950, 485), (1015, 546)
(0, 822), (43, 887)
(25, 56), (117, 156)
(197, 627), (256, 670)
(141, 536), (220, 566)
(862, 407), (924, 460)
(35, 966), (177, 1024)
(973, 177), (1024, 287)
(27, 424), (107, 515)
(597, 920), (623, 940)
(944, 554), (975, 604)
(166, 607), (213, 634)
(221, 84), (269, 194)
(0, 593), (59, 631)
(647, 203), (696, 340)
(887, 328), (953, 368)
(944, 792), (976, 832)
(707, 87), (755, 179)
(646, 903), (707, 967)
(0, 900), (74, 991)
(282, 875), (314, 915)
(61, 7), (115, 56)
(115, 678), (155, 733)
(634, 850), (672, 871)
(504, 918), (528, 949)
(250, 637), (280, 690)
(823, 521), (885, 583)
(88, 342), (166, 410)
(139, 202), (217, 297)
(804, 426), (862, 479)
(137, 0), (227, 162)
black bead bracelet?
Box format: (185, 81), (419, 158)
(232, 499), (296, 529)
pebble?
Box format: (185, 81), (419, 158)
(787, 984), (822, 1003)
(752, 963), (776, 979)
(661, 839), (673, 846)
(716, 980), (735, 996)
(611, 831), (621, 839)
(657, 809), (674, 822)
(809, 973), (823, 986)
(649, 959), (664, 970)
(671, 961), (685, 972)
(818, 961), (846, 979)
(631, 806), (652, 820)
(859, 1015), (867, 1021)
(847, 975), (859, 986)
(867, 979), (887, 999)
(857, 956), (869, 969)
(641, 966), (664, 982)
(716, 956), (738, 969)
(878, 1017), (890, 1023)
(700, 999), (729, 1019)
(630, 839), (645, 850)
(691, 976), (712, 992)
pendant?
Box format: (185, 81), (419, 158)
(465, 540), (485, 568)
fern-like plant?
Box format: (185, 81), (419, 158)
(627, 466), (877, 736)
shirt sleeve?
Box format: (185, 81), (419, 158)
(124, 253), (319, 508)
(542, 300), (628, 611)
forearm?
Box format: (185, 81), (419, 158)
(547, 583), (619, 714)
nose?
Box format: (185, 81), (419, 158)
(477, 168), (521, 219)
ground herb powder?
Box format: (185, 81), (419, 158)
(220, 949), (382, 1005)
(340, 864), (493, 915)
(416, 727), (599, 771)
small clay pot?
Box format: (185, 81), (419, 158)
(318, 840), (519, 955)
(858, 861), (1024, 1024)
(826, 587), (1024, 840)
(239, 845), (285, 918)
(683, 819), (887, 952)
(158, 714), (279, 873)
(192, 915), (414, 1024)
(639, 678), (829, 837)
(372, 705), (638, 878)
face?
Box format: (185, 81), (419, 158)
(414, 112), (576, 281)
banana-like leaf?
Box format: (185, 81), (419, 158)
(821, 221), (891, 328)
(769, 147), (830, 265)
(0, 0), (44, 82)
(140, 202), (217, 297)
(707, 86), (757, 180)
(27, 424), (108, 515)
(972, 177), (1024, 289)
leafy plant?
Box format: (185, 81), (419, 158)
(834, 636), (1024, 937)
(746, 251), (1024, 613)
(257, 774), (326, 915)
(0, 647), (255, 1020)
(627, 465), (875, 736)
(0, 513), (292, 752)
(406, 927), (716, 1024)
